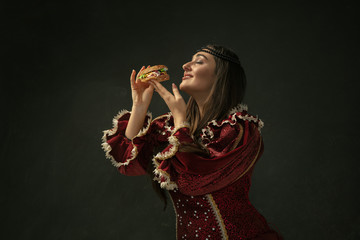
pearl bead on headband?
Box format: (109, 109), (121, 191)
(196, 47), (241, 65)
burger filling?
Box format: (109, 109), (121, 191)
(139, 68), (168, 80)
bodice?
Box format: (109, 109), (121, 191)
(169, 174), (270, 240)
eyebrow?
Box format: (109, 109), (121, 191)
(192, 53), (208, 60)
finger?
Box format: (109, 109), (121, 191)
(146, 83), (155, 92)
(172, 83), (183, 100)
(150, 80), (171, 97)
(136, 66), (146, 83)
(150, 81), (171, 102)
(130, 69), (136, 88)
(136, 66), (145, 78)
(148, 80), (157, 93)
(149, 81), (175, 109)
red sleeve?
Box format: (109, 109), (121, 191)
(152, 110), (265, 195)
(174, 121), (264, 195)
(101, 110), (170, 176)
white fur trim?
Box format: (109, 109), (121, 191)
(153, 137), (179, 166)
(228, 103), (248, 114)
(151, 121), (191, 190)
(200, 103), (263, 145)
(153, 169), (178, 190)
(152, 112), (173, 136)
(101, 110), (152, 167)
(171, 121), (191, 135)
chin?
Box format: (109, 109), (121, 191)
(179, 82), (189, 92)
(179, 82), (186, 91)
(180, 82), (200, 97)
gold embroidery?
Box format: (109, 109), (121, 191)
(234, 126), (263, 181)
(230, 123), (244, 151)
(206, 194), (229, 240)
(169, 194), (178, 240)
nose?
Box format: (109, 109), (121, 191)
(182, 61), (192, 71)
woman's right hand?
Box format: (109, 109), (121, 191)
(125, 66), (154, 139)
(130, 66), (154, 108)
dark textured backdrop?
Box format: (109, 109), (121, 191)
(2, 0), (359, 239)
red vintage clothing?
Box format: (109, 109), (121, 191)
(102, 104), (282, 240)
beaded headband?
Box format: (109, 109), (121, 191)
(196, 47), (241, 64)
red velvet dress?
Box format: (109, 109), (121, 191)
(101, 104), (282, 240)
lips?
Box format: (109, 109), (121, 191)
(182, 73), (193, 80)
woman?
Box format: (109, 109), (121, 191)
(101, 44), (282, 239)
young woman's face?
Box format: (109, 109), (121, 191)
(179, 52), (217, 98)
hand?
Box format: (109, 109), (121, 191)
(149, 80), (187, 128)
(130, 66), (154, 109)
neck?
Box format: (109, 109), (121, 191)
(193, 96), (207, 118)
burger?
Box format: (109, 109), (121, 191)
(137, 65), (169, 82)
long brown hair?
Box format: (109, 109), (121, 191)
(150, 44), (247, 209)
(181, 44), (247, 154)
(187, 44), (246, 136)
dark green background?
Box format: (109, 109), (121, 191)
(2, 0), (359, 239)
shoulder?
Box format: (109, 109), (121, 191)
(211, 103), (263, 129)
(200, 103), (264, 146)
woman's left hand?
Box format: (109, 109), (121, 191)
(149, 80), (187, 128)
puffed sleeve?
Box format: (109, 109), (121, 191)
(101, 110), (158, 176)
(152, 105), (265, 195)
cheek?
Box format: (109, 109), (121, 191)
(195, 68), (209, 79)
(195, 69), (216, 88)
